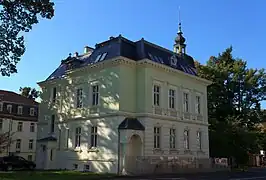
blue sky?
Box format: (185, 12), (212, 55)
(0, 0), (265, 107)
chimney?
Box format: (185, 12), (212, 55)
(84, 46), (93, 55)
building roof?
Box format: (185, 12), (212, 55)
(0, 90), (38, 106)
(46, 35), (197, 81)
(118, 117), (145, 131)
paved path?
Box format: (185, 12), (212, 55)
(114, 168), (266, 180)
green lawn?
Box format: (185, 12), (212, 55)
(0, 171), (117, 180)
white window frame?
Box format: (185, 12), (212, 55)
(195, 95), (201, 114)
(30, 123), (35, 132)
(30, 108), (35, 116)
(153, 127), (161, 149)
(184, 129), (190, 150)
(17, 122), (23, 132)
(17, 106), (23, 115)
(153, 84), (160, 107)
(92, 84), (99, 106)
(7, 105), (12, 113)
(16, 139), (21, 150)
(0, 102), (3, 111)
(28, 139), (33, 150)
(76, 88), (83, 108)
(183, 92), (189, 113)
(75, 127), (81, 148)
(168, 89), (176, 109)
(90, 126), (98, 148)
(197, 131), (202, 150)
(170, 128), (176, 149)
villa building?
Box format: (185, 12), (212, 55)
(0, 90), (38, 161)
(36, 24), (211, 174)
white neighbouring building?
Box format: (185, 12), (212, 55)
(36, 25), (211, 174)
(0, 90), (38, 161)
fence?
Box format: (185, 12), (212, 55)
(123, 156), (229, 175)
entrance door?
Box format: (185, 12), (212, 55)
(125, 134), (142, 173)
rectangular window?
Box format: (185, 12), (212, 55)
(30, 123), (35, 132)
(75, 127), (81, 148)
(196, 96), (201, 114)
(91, 126), (97, 147)
(16, 139), (21, 150)
(92, 85), (99, 106)
(76, 88), (83, 108)
(17, 106), (23, 115)
(66, 128), (70, 149)
(30, 108), (35, 116)
(183, 93), (189, 112)
(170, 128), (176, 149)
(28, 155), (33, 161)
(154, 127), (160, 149)
(50, 149), (53, 161)
(58, 129), (61, 150)
(184, 130), (189, 150)
(0, 103), (3, 111)
(29, 139), (33, 150)
(17, 122), (23, 132)
(0, 119), (2, 130)
(51, 115), (55, 133)
(169, 89), (175, 109)
(7, 105), (12, 113)
(197, 131), (202, 150)
(52, 87), (57, 103)
(153, 85), (160, 106)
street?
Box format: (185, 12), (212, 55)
(116, 168), (266, 180)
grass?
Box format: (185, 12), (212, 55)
(0, 171), (117, 180)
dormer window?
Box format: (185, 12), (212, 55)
(94, 52), (108, 63)
(7, 105), (12, 113)
(17, 106), (23, 115)
(30, 108), (35, 116)
(170, 55), (177, 66)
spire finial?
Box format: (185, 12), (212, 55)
(178, 6), (182, 33)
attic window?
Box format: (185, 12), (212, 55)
(95, 52), (108, 63)
(170, 55), (177, 66)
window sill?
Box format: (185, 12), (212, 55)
(87, 147), (99, 153)
(169, 149), (179, 154)
(153, 148), (164, 154)
(184, 149), (193, 154)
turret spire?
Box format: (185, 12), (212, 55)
(174, 7), (186, 54)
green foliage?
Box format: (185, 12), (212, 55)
(0, 0), (54, 76)
(19, 86), (40, 100)
(196, 47), (266, 165)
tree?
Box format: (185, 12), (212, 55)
(0, 132), (14, 154)
(19, 86), (40, 100)
(196, 47), (266, 165)
(0, 0), (54, 76)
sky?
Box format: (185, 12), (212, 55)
(0, 0), (265, 107)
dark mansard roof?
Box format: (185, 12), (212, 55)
(46, 35), (197, 81)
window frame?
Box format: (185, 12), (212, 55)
(195, 95), (201, 114)
(197, 131), (202, 150)
(183, 92), (189, 113)
(50, 115), (55, 133)
(28, 139), (33, 150)
(153, 127), (161, 149)
(0, 119), (3, 130)
(75, 127), (81, 148)
(0, 102), (3, 111)
(17, 106), (23, 115)
(7, 105), (12, 113)
(90, 126), (98, 148)
(76, 88), (83, 108)
(52, 87), (57, 103)
(168, 89), (176, 109)
(16, 139), (21, 150)
(169, 128), (176, 149)
(183, 129), (190, 150)
(30, 123), (35, 132)
(17, 122), (23, 132)
(153, 85), (160, 107)
(30, 108), (35, 116)
(92, 84), (99, 106)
